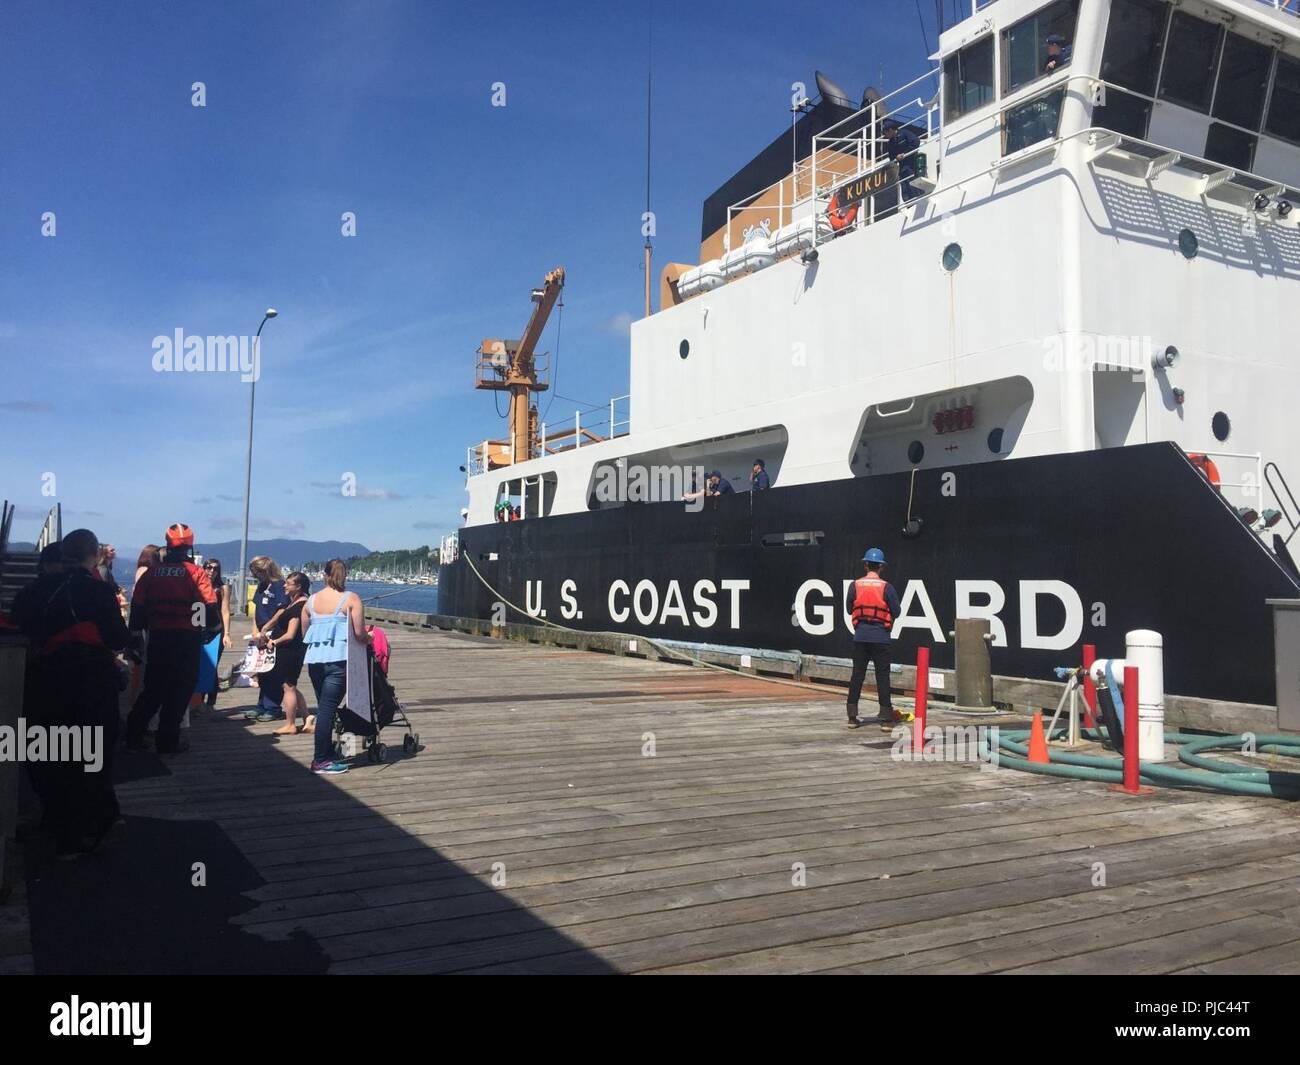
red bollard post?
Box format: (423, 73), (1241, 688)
(913, 646), (929, 753)
(1081, 643), (1097, 729)
(1110, 665), (1152, 795)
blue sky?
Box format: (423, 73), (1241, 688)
(0, 0), (930, 552)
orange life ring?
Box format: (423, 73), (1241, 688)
(827, 191), (858, 231)
(1188, 452), (1222, 490)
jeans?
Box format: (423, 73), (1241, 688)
(308, 660), (346, 764)
(847, 641), (893, 720)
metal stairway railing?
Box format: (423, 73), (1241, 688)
(1265, 462), (1300, 549)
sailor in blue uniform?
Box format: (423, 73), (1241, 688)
(882, 119), (921, 205)
(1044, 33), (1072, 73)
(706, 470), (733, 495)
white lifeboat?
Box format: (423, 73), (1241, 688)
(721, 236), (775, 279)
(772, 215), (831, 258)
(676, 259), (726, 299)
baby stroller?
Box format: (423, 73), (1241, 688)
(333, 646), (419, 763)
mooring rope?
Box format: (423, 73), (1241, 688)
(458, 550), (922, 709)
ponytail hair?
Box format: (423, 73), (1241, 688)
(324, 558), (348, 591)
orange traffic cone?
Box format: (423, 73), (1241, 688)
(1027, 710), (1050, 764)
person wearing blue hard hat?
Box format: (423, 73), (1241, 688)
(844, 547), (904, 730)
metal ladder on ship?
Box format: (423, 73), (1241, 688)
(1264, 462), (1300, 581)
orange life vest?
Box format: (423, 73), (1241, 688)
(851, 575), (892, 626)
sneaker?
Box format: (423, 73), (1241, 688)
(255, 710), (284, 723)
(243, 709), (260, 721)
(846, 717), (863, 729)
(311, 759), (349, 775)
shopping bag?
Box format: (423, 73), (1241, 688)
(239, 639), (277, 675)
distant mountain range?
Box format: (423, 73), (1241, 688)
(193, 539), (372, 574)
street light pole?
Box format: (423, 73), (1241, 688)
(237, 308), (277, 615)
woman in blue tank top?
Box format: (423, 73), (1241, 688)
(301, 559), (370, 774)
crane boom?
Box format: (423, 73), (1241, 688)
(474, 266), (565, 468)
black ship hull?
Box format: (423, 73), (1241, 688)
(438, 444), (1298, 705)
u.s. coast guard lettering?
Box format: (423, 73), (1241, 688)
(516, 576), (1085, 649)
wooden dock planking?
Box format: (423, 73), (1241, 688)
(22, 621), (1300, 974)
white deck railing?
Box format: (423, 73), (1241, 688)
(539, 394), (630, 456)
(723, 67), (941, 245)
(465, 394), (631, 477)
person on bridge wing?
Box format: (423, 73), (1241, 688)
(1043, 33), (1072, 73)
(844, 548), (905, 730)
(125, 522), (216, 755)
(881, 119), (921, 205)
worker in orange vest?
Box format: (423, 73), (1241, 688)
(844, 547), (904, 730)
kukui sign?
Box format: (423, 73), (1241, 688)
(829, 162), (900, 212)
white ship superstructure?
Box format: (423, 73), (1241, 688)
(440, 0), (1300, 710)
(463, 0), (1300, 538)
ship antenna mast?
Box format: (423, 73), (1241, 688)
(643, 2), (654, 319)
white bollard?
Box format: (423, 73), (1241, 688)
(1125, 630), (1165, 762)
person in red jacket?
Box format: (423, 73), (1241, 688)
(125, 523), (216, 755)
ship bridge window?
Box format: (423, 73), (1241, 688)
(1093, 0), (1170, 139)
(943, 35), (995, 122)
(1003, 87), (1066, 155)
(1266, 54), (1300, 146)
(1204, 123), (1256, 173)
(1093, 89), (1152, 138)
(1212, 33), (1271, 132)
(1002, 0), (1080, 95)
(1100, 0), (1170, 99)
(1157, 11), (1222, 114)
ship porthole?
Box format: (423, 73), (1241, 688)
(988, 427), (1004, 454)
(1178, 228), (1199, 259)
(1212, 411), (1231, 442)
(679, 339), (690, 359)
(942, 243), (963, 272)
(907, 440), (925, 465)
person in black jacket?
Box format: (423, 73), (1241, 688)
(882, 119), (922, 207)
(15, 529), (129, 858)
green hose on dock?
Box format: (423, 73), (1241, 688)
(979, 727), (1300, 800)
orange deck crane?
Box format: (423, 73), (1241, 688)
(474, 266), (565, 470)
